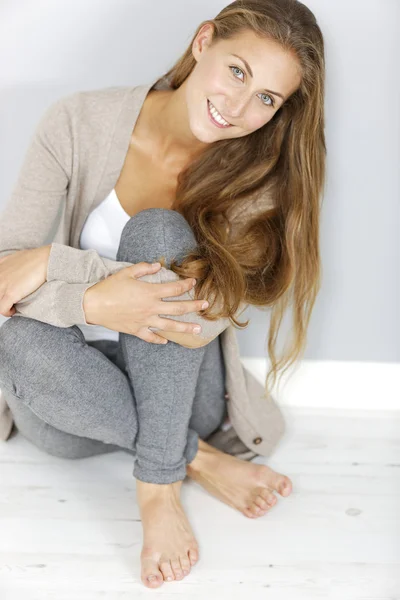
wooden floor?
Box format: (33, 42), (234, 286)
(0, 405), (399, 599)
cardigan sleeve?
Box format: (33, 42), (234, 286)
(0, 96), (72, 261)
(0, 94), (135, 328)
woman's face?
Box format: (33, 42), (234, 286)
(186, 24), (302, 142)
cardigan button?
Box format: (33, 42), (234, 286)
(253, 437), (263, 445)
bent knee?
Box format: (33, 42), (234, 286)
(0, 316), (84, 354)
(0, 316), (46, 348)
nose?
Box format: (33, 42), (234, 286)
(224, 96), (249, 121)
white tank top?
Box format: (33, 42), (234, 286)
(78, 188), (131, 342)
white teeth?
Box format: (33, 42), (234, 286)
(209, 101), (230, 126)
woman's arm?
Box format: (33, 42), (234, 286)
(0, 245), (51, 317)
(0, 93), (134, 327)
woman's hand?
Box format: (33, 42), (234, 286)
(83, 261), (210, 345)
(0, 246), (50, 317)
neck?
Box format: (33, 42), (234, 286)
(136, 83), (208, 168)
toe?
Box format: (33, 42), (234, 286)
(249, 503), (262, 516)
(180, 554), (191, 576)
(189, 547), (199, 566)
(260, 488), (277, 507)
(171, 557), (184, 580)
(159, 559), (174, 582)
(259, 466), (292, 497)
(254, 496), (269, 511)
(279, 476), (292, 497)
(141, 559), (163, 588)
(144, 574), (163, 588)
(243, 506), (257, 518)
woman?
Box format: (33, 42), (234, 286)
(0, 0), (326, 589)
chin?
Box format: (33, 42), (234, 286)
(189, 122), (217, 144)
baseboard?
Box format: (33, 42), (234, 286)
(242, 358), (400, 411)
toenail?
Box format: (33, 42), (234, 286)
(148, 575), (157, 582)
(183, 570), (189, 575)
(166, 576), (173, 581)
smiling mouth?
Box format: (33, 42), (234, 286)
(207, 100), (233, 128)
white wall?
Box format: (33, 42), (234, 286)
(0, 0), (399, 361)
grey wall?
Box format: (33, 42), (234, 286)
(0, 0), (399, 361)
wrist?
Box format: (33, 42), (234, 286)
(83, 284), (100, 326)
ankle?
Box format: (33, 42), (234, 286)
(136, 479), (182, 500)
(187, 439), (220, 475)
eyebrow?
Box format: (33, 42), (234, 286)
(231, 53), (285, 100)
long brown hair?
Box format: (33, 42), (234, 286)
(157, 0), (326, 399)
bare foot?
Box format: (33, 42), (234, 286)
(186, 439), (292, 519)
(136, 479), (200, 588)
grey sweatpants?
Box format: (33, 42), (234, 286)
(0, 208), (228, 484)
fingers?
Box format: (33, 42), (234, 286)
(158, 299), (209, 317)
(0, 297), (16, 318)
(152, 316), (203, 336)
(133, 264), (199, 302)
(128, 264), (210, 339)
(129, 261), (161, 278)
(138, 329), (169, 345)
(153, 274), (209, 317)
(157, 277), (197, 298)
(129, 262), (196, 301)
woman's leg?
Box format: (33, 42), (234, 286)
(0, 209), (227, 483)
(117, 207), (226, 483)
(1, 387), (127, 458)
(0, 317), (141, 457)
(0, 336), (134, 459)
(0, 330), (226, 464)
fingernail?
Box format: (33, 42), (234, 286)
(192, 279), (197, 285)
(201, 301), (209, 309)
(193, 326), (201, 334)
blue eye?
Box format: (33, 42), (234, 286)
(260, 92), (275, 107)
(229, 65), (275, 107)
(230, 65), (244, 79)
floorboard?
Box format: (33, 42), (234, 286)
(1, 406), (399, 599)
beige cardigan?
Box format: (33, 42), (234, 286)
(0, 74), (286, 457)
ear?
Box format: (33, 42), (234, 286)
(192, 22), (215, 62)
